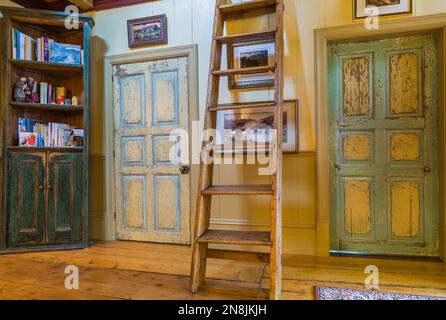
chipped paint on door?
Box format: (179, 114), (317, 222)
(343, 57), (370, 117)
(113, 57), (190, 244)
(343, 134), (370, 161)
(344, 179), (372, 236)
(390, 180), (420, 238)
(329, 34), (439, 257)
(389, 52), (420, 115)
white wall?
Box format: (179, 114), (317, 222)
(56, 0), (446, 254)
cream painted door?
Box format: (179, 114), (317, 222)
(328, 34), (439, 257)
(113, 57), (190, 244)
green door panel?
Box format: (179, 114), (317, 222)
(47, 153), (83, 243)
(8, 152), (45, 246)
(328, 34), (440, 257)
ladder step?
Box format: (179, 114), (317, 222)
(198, 230), (272, 246)
(212, 144), (273, 153)
(219, 0), (277, 17)
(202, 184), (273, 196)
(215, 29), (276, 45)
(213, 66), (275, 77)
(210, 101), (276, 112)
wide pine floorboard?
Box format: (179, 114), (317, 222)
(0, 241), (445, 300)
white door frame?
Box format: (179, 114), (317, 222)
(315, 14), (446, 260)
(103, 45), (199, 241)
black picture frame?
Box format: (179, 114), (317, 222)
(127, 14), (168, 48)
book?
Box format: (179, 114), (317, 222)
(11, 28), (17, 59)
(40, 82), (48, 104)
(50, 42), (81, 65)
(56, 87), (66, 104)
(19, 132), (37, 147)
(18, 118), (81, 148)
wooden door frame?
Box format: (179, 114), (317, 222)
(103, 45), (199, 241)
(315, 14), (446, 260)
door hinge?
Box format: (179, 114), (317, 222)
(113, 150), (116, 158)
(114, 211), (116, 220)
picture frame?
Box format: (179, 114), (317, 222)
(127, 14), (168, 48)
(216, 99), (299, 154)
(353, 0), (412, 20)
(227, 41), (275, 90)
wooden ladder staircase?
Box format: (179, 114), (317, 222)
(190, 0), (284, 300)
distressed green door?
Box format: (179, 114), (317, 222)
(8, 152), (45, 246)
(328, 34), (439, 257)
(47, 153), (83, 243)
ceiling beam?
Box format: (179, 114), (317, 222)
(68, 0), (94, 10)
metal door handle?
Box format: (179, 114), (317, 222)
(179, 166), (190, 175)
(335, 164), (342, 171)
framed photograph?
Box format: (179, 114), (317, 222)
(127, 14), (168, 48)
(216, 100), (299, 154)
(354, 0), (412, 20)
(227, 41), (275, 90)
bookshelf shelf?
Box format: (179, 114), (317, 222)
(7, 146), (84, 153)
(10, 101), (84, 112)
(0, 6), (93, 253)
(9, 59), (83, 77)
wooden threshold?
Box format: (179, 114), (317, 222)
(202, 184), (273, 196)
(198, 230), (272, 246)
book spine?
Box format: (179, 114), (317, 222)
(44, 37), (49, 62)
(11, 28), (16, 59)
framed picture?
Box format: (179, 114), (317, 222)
(216, 100), (299, 154)
(127, 14), (168, 48)
(354, 0), (412, 20)
(227, 41), (275, 90)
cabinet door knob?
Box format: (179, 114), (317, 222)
(38, 185), (44, 190)
(424, 167), (432, 173)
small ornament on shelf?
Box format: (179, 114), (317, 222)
(13, 78), (27, 102)
(71, 96), (78, 106)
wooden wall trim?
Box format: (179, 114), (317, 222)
(315, 13), (446, 260)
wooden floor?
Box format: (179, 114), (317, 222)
(0, 241), (445, 300)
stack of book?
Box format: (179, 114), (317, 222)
(12, 28), (83, 65)
(18, 117), (84, 148)
(39, 83), (67, 105)
(11, 29), (35, 61)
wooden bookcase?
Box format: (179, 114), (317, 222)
(0, 7), (94, 253)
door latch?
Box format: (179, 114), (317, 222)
(179, 165), (190, 175)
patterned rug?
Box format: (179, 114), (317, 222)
(315, 286), (446, 300)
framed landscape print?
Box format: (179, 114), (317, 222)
(127, 14), (167, 48)
(354, 0), (412, 20)
(216, 100), (299, 154)
(227, 41), (275, 90)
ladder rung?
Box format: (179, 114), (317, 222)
(215, 29), (276, 45)
(202, 184), (273, 196)
(207, 249), (270, 263)
(219, 0), (277, 16)
(210, 101), (276, 112)
(211, 144), (273, 154)
(198, 230), (272, 246)
(213, 66), (275, 77)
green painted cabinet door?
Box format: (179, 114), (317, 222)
(328, 34), (439, 257)
(46, 153), (83, 243)
(8, 152), (45, 246)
